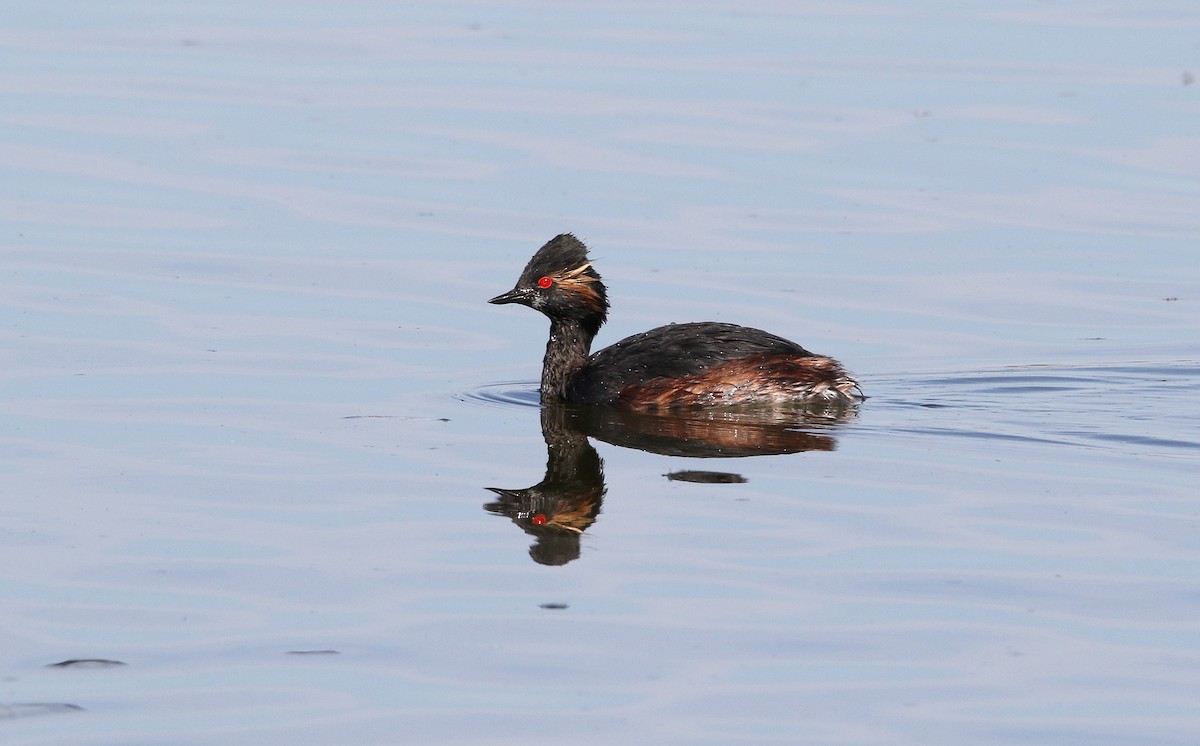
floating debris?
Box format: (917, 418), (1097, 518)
(0, 703), (83, 719)
(45, 658), (126, 669)
(665, 470), (747, 484)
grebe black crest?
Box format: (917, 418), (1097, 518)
(489, 234), (862, 409)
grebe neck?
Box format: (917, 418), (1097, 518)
(541, 318), (594, 400)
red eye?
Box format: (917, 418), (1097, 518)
(532, 513), (547, 526)
(537, 276), (553, 289)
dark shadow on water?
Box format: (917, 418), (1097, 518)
(484, 398), (856, 565)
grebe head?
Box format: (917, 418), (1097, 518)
(489, 234), (609, 337)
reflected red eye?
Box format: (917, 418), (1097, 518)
(537, 276), (553, 289)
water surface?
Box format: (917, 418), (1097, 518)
(2, 1), (1199, 744)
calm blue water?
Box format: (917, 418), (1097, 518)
(3, 2), (1199, 744)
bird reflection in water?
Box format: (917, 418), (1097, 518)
(485, 398), (857, 565)
(485, 404), (605, 566)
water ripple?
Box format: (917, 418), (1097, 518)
(460, 381), (540, 409)
(869, 360), (1200, 456)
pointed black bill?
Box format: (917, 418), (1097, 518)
(489, 287), (529, 305)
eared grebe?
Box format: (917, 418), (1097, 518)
(489, 234), (862, 409)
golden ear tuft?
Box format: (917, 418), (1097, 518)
(554, 262), (605, 314)
(561, 262), (595, 281)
